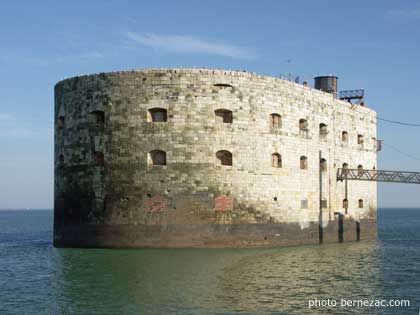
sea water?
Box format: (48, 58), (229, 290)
(0, 209), (419, 315)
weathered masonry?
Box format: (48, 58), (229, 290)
(54, 68), (377, 248)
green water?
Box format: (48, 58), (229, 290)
(1, 209), (419, 314)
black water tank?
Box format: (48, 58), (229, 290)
(314, 76), (338, 95)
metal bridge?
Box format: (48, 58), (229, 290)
(317, 152), (420, 243)
(335, 167), (420, 219)
(337, 168), (420, 184)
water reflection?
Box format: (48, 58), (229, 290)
(49, 241), (399, 315)
(4, 210), (419, 314)
(216, 242), (385, 315)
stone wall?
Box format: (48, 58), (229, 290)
(54, 68), (377, 248)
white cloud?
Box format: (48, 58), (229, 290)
(386, 7), (420, 19)
(123, 32), (256, 59)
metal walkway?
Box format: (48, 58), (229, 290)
(337, 168), (420, 184)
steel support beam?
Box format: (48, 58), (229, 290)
(337, 168), (420, 184)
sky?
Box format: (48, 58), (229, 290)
(1, 0), (420, 209)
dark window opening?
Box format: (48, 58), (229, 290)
(300, 156), (308, 170)
(319, 123), (327, 139)
(58, 154), (64, 166)
(342, 163), (349, 169)
(376, 139), (383, 152)
(214, 83), (233, 88)
(216, 150), (232, 166)
(57, 116), (65, 129)
(272, 153), (282, 168)
(90, 110), (105, 125)
(357, 134), (364, 145)
(299, 119), (308, 131)
(342, 131), (348, 142)
(270, 113), (282, 129)
(358, 199), (364, 208)
(357, 164), (363, 176)
(148, 108), (167, 122)
(321, 199), (328, 208)
(343, 199), (348, 209)
(94, 151), (104, 166)
(149, 150), (166, 166)
(320, 158), (327, 172)
(215, 109), (233, 123)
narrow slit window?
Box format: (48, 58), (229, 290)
(58, 154), (64, 166)
(342, 131), (348, 142)
(271, 153), (282, 168)
(357, 134), (364, 145)
(343, 199), (348, 209)
(358, 199), (364, 208)
(94, 151), (104, 166)
(57, 116), (65, 129)
(320, 158), (327, 172)
(216, 150), (232, 166)
(357, 164), (363, 176)
(376, 139), (383, 152)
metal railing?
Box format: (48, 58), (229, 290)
(337, 168), (420, 184)
(339, 89), (364, 101)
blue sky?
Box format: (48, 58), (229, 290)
(1, 0), (420, 209)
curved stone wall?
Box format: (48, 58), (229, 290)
(54, 68), (377, 248)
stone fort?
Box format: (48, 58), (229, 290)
(54, 68), (377, 248)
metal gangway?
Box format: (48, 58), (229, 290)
(335, 167), (420, 219)
(337, 168), (420, 184)
(329, 167), (420, 243)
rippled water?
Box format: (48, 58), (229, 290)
(1, 209), (419, 314)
